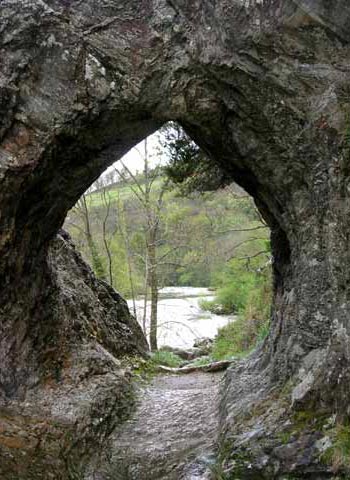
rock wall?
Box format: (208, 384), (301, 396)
(1, 0), (350, 477)
(0, 231), (147, 479)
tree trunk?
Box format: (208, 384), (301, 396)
(116, 193), (137, 318)
(102, 189), (114, 286)
(142, 262), (149, 337)
(158, 360), (234, 374)
(81, 195), (106, 280)
(125, 239), (137, 319)
(87, 233), (106, 280)
(149, 232), (158, 352)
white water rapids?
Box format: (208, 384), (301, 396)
(128, 286), (236, 348)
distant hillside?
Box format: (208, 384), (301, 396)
(65, 176), (269, 298)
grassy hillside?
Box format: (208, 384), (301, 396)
(86, 177), (164, 207)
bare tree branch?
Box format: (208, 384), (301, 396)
(224, 237), (268, 261)
(238, 250), (270, 261)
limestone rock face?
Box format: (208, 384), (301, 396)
(50, 230), (147, 361)
(0, 231), (147, 479)
(1, 0), (350, 477)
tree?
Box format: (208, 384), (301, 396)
(100, 188), (114, 286)
(66, 193), (106, 280)
(159, 122), (230, 194)
(113, 139), (169, 351)
(113, 190), (138, 319)
(65, 127), (270, 353)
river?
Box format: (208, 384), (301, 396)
(128, 286), (236, 349)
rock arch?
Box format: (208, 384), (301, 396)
(1, 0), (350, 477)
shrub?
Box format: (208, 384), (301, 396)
(211, 278), (271, 360)
(215, 272), (256, 313)
(151, 351), (183, 368)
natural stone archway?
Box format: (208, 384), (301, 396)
(2, 0), (350, 478)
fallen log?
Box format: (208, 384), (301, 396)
(157, 360), (235, 374)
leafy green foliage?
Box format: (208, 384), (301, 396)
(66, 169), (268, 297)
(205, 244), (272, 359)
(211, 302), (269, 361)
(216, 272), (256, 313)
(159, 122), (230, 194)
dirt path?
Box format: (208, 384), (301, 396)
(97, 371), (223, 480)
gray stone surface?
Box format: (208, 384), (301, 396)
(0, 231), (148, 479)
(95, 372), (222, 480)
(1, 0), (350, 477)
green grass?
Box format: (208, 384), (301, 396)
(322, 423), (350, 474)
(86, 178), (164, 207)
(211, 303), (270, 361)
(188, 356), (213, 367)
(150, 350), (183, 368)
(204, 263), (272, 360)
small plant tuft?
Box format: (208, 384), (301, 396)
(321, 422), (350, 474)
(150, 350), (183, 368)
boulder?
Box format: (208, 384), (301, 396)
(0, 231), (148, 479)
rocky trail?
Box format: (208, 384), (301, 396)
(94, 372), (223, 480)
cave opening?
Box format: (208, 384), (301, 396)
(63, 122), (274, 361)
(1, 1), (349, 477)
(52, 122), (276, 477)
